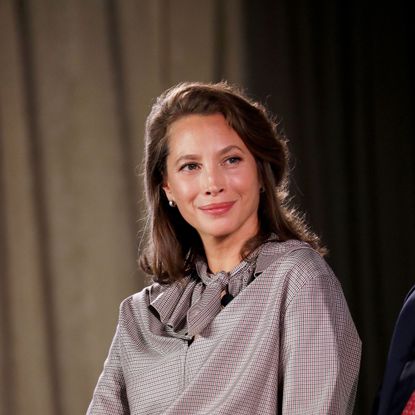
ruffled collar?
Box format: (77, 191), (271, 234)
(149, 248), (260, 340)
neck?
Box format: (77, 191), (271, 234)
(202, 233), (253, 274)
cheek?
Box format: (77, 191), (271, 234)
(230, 171), (260, 195)
(171, 178), (199, 202)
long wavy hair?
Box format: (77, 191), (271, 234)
(139, 81), (325, 284)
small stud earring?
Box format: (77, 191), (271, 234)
(260, 187), (265, 193)
(168, 200), (177, 207)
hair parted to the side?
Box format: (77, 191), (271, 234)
(139, 81), (326, 284)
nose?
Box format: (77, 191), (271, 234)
(203, 166), (224, 196)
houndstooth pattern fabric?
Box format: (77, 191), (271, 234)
(87, 240), (361, 414)
(151, 251), (258, 340)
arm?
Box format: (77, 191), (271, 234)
(87, 304), (130, 414)
(279, 270), (361, 415)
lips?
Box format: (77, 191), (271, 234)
(199, 201), (235, 215)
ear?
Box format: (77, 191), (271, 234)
(162, 180), (173, 200)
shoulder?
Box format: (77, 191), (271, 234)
(404, 285), (415, 305)
(256, 239), (342, 307)
(117, 278), (191, 318)
(116, 282), (164, 319)
(395, 284), (415, 333)
(256, 239), (333, 279)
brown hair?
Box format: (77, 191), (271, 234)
(139, 81), (325, 284)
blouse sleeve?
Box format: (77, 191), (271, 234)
(87, 304), (130, 414)
(279, 264), (361, 414)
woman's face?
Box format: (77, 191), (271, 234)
(163, 113), (261, 246)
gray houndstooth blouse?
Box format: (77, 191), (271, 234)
(87, 240), (361, 414)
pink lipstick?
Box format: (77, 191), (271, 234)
(199, 202), (235, 216)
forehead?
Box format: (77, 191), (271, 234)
(167, 113), (249, 155)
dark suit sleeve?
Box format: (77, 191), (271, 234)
(374, 285), (415, 415)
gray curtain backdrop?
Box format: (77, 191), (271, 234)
(0, 1), (243, 414)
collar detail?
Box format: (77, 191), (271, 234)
(149, 250), (258, 339)
(148, 239), (309, 340)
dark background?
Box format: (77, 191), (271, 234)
(241, 1), (415, 413)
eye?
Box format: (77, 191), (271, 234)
(179, 162), (200, 171)
(224, 156), (242, 165)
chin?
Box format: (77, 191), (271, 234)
(200, 227), (239, 240)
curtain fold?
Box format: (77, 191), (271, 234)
(0, 0), (244, 414)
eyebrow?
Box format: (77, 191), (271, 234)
(173, 145), (244, 167)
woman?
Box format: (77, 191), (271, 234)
(87, 82), (361, 414)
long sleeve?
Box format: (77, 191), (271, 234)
(279, 269), (361, 414)
(87, 307), (130, 414)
